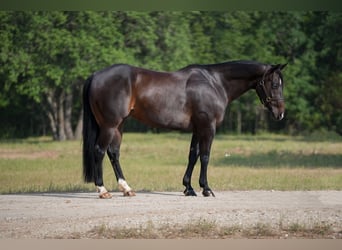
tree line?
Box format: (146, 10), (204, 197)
(0, 11), (341, 140)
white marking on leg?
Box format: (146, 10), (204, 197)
(118, 178), (132, 193)
(96, 185), (112, 199)
(96, 185), (108, 194)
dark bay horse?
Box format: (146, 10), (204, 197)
(83, 60), (287, 198)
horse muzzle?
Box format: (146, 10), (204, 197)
(269, 101), (285, 121)
(276, 112), (285, 121)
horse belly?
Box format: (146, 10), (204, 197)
(131, 98), (192, 130)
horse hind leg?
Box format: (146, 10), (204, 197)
(93, 144), (112, 199)
(94, 127), (115, 199)
(107, 146), (135, 197)
(107, 126), (135, 197)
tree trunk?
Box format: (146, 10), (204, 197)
(57, 91), (66, 141)
(64, 91), (74, 140)
(255, 106), (268, 133)
(46, 90), (58, 140)
(45, 81), (83, 141)
(74, 109), (83, 140)
(236, 107), (242, 134)
(47, 111), (58, 140)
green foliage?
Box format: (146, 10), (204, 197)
(313, 12), (342, 134)
(0, 11), (341, 138)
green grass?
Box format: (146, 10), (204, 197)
(0, 133), (341, 194)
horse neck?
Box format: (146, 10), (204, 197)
(222, 78), (256, 103)
(213, 62), (267, 103)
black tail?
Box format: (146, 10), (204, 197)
(82, 75), (99, 183)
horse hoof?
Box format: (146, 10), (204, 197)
(184, 189), (197, 196)
(99, 192), (113, 199)
(124, 190), (136, 197)
(202, 189), (215, 197)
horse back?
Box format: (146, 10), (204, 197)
(131, 67), (227, 130)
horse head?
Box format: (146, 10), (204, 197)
(256, 63), (287, 121)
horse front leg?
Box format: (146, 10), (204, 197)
(199, 153), (215, 197)
(107, 127), (135, 197)
(183, 134), (200, 196)
(198, 128), (216, 197)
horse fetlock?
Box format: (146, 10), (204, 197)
(184, 188), (197, 196)
(96, 186), (112, 199)
(182, 175), (191, 186)
(118, 178), (135, 196)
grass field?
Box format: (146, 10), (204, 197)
(0, 133), (341, 194)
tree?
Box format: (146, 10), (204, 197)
(0, 11), (130, 140)
(1, 11), (341, 138)
(312, 12), (342, 134)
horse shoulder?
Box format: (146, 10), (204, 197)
(182, 69), (227, 125)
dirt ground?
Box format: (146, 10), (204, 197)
(0, 191), (341, 238)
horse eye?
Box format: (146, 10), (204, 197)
(271, 82), (279, 89)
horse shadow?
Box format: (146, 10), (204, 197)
(16, 190), (183, 199)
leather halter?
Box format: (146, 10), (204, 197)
(256, 74), (284, 107)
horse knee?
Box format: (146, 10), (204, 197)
(107, 147), (120, 161)
(95, 144), (106, 160)
(183, 175), (191, 186)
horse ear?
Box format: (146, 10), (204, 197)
(267, 64), (280, 74)
(268, 63), (287, 74)
(280, 63), (287, 70)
